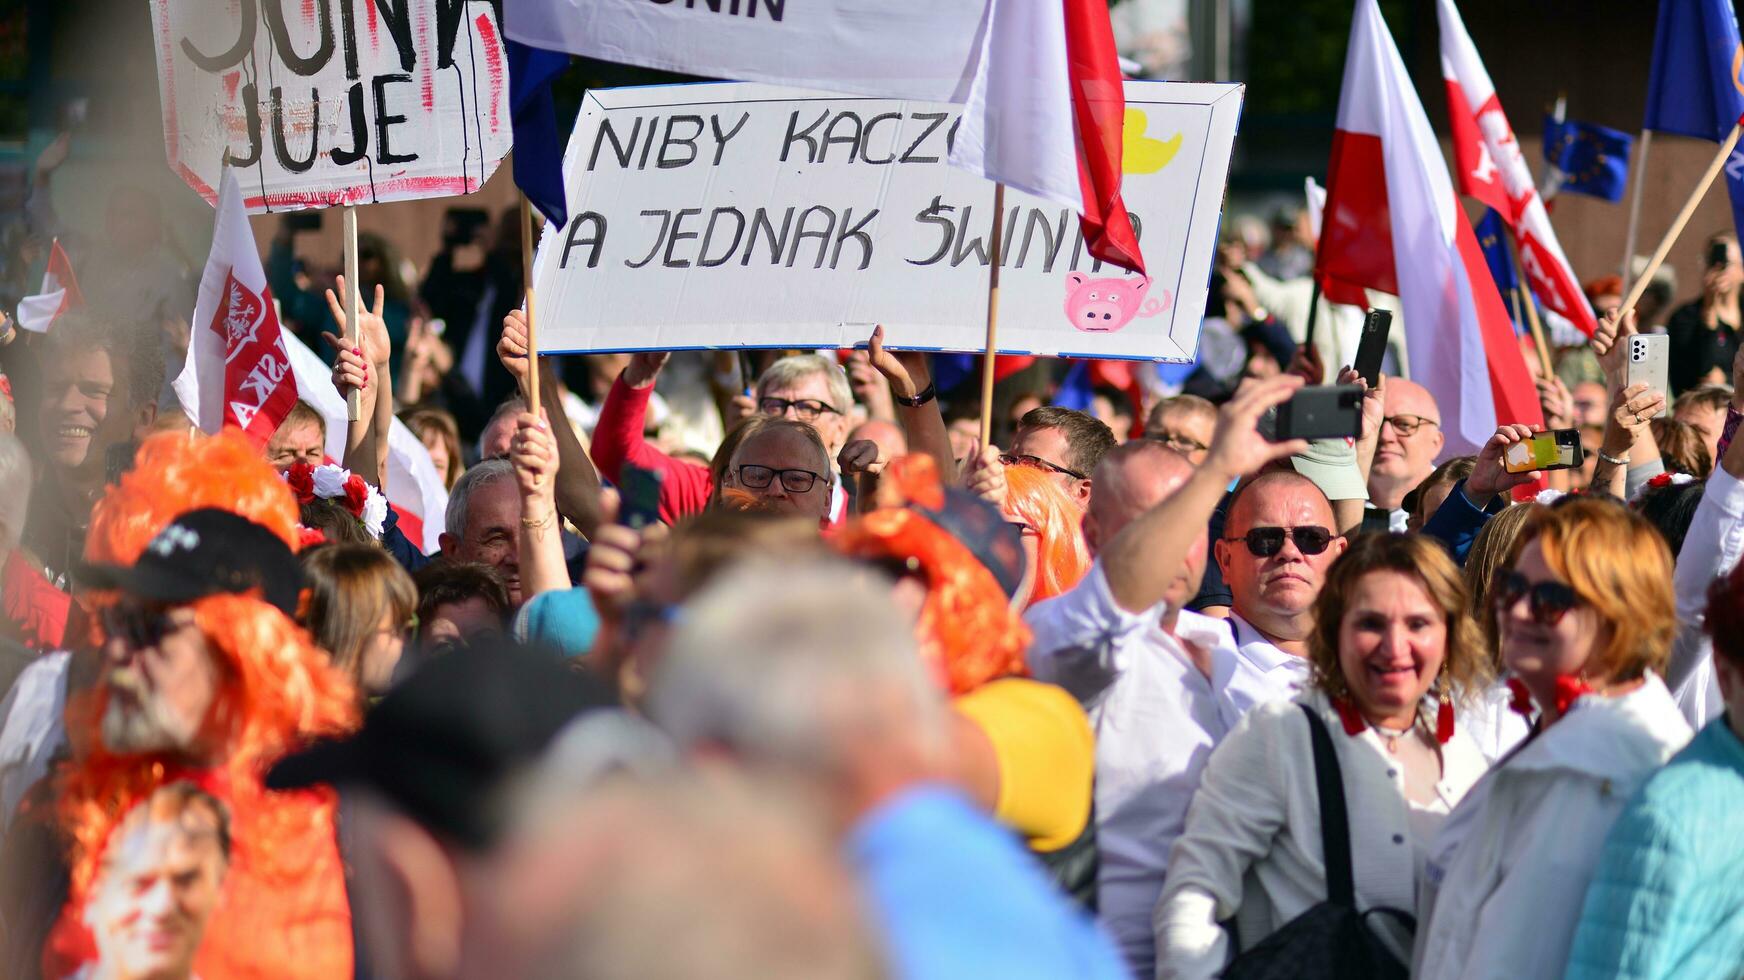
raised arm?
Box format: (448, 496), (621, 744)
(1102, 374), (1308, 613)
(1589, 308), (1665, 499)
(510, 410), (570, 601)
(867, 325), (957, 483)
(323, 277), (390, 488)
(498, 310), (607, 539)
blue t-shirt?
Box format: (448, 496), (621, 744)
(848, 785), (1127, 980)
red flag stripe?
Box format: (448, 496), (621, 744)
(1063, 0), (1144, 274)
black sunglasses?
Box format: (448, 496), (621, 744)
(735, 464), (824, 493)
(999, 453), (1087, 481)
(1493, 570), (1582, 625)
(1223, 525), (1337, 557)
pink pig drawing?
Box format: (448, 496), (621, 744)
(1062, 273), (1171, 333)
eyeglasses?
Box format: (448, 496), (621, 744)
(1222, 525), (1337, 557)
(1382, 415), (1439, 438)
(1152, 432), (1209, 455)
(999, 453), (1087, 481)
(758, 397), (840, 422)
(1493, 570), (1583, 625)
(735, 464), (825, 493)
(100, 604), (190, 650)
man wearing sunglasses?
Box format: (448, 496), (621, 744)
(1025, 375), (1313, 978)
(1367, 378), (1444, 532)
(1215, 470), (1348, 707)
(1006, 406), (1117, 506)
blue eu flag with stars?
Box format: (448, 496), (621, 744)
(1543, 117), (1632, 203)
(1476, 209), (1530, 336)
(1644, 0), (1744, 245)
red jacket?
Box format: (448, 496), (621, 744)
(590, 376), (716, 525)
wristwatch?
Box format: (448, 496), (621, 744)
(894, 382), (936, 408)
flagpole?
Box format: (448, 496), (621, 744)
(978, 182), (1006, 449)
(342, 205), (364, 423)
(520, 196), (540, 411)
(1621, 120), (1744, 320)
(1505, 237), (1555, 379)
(1619, 130), (1652, 292)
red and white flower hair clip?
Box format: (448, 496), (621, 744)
(281, 461), (388, 539)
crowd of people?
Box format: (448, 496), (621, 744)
(2, 139), (1744, 978)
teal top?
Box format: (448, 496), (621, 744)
(1564, 716), (1744, 980)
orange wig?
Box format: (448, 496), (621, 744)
(1003, 463), (1091, 606)
(49, 430), (358, 979)
(831, 458), (1030, 695)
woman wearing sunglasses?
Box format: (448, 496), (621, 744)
(1414, 497), (1693, 980)
(1154, 534), (1491, 979)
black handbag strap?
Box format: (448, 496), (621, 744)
(1299, 703), (1356, 909)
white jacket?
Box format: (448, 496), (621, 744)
(1413, 673), (1693, 980)
(1152, 690), (1488, 980)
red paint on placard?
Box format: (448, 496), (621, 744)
(222, 70), (241, 100)
(474, 13), (503, 135)
(365, 0), (379, 47)
(418, 11), (434, 109)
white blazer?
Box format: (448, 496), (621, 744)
(1413, 673), (1693, 980)
(1152, 690), (1488, 980)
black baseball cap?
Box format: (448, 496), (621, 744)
(79, 508), (302, 617)
(266, 638), (619, 850)
(909, 486), (1027, 600)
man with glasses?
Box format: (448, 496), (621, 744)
(1025, 375), (1313, 978)
(1367, 377), (1445, 532)
(1145, 395), (1216, 465)
(1005, 406), (1117, 505)
(723, 419), (836, 522)
(1216, 469), (1348, 707)
(593, 350), (855, 524)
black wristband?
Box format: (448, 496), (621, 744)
(894, 382), (936, 407)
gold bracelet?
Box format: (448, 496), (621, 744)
(520, 510), (556, 531)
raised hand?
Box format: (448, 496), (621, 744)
(510, 411), (558, 507)
(322, 275), (389, 367)
(498, 309), (533, 386)
(1592, 306), (1637, 388)
(1465, 424), (1541, 508)
(961, 444), (1008, 508)
(1202, 373), (1310, 483)
(867, 323), (920, 400)
(327, 342), (371, 400)
(838, 438), (887, 477)
(1611, 382), (1665, 437)
(1537, 375), (1575, 431)
(1335, 365), (1385, 438)
(620, 350), (671, 390)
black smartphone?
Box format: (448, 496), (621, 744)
(1710, 241), (1732, 269)
(1273, 385), (1364, 441)
(620, 464), (665, 530)
(284, 211), (323, 232)
(1504, 428), (1586, 473)
(1352, 309), (1393, 389)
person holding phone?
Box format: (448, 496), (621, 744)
(1414, 498), (1693, 980)
(1666, 234), (1742, 396)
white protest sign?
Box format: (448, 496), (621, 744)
(150, 0), (511, 212)
(532, 81), (1242, 362)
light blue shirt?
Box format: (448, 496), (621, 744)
(847, 785), (1128, 980)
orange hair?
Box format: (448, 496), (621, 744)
(48, 429), (359, 978)
(1003, 464), (1091, 605)
(86, 428), (300, 564)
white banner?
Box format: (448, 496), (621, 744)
(150, 0), (511, 212)
(532, 81), (1243, 362)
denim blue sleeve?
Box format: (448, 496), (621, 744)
(380, 506), (431, 573)
(1421, 479), (1492, 565)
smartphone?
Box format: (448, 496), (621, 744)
(1352, 309), (1393, 389)
(620, 464), (665, 530)
(1273, 384), (1364, 441)
(1624, 333), (1670, 418)
(1710, 241), (1731, 269)
(1504, 429), (1586, 473)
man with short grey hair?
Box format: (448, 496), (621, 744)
(648, 560), (1128, 980)
(441, 459), (525, 606)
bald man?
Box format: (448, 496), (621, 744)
(1367, 377), (1444, 530)
(1025, 376), (1311, 979)
(847, 418), (909, 463)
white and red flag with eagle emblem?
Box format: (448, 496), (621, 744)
(1315, 0), (1542, 457)
(174, 167), (299, 447)
(1438, 0), (1594, 337)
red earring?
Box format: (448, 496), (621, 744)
(1436, 686), (1455, 744)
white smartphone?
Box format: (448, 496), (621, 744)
(1624, 333), (1670, 418)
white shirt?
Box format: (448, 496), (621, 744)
(1025, 565), (1285, 980)
(1154, 691), (1489, 980)
(1667, 465), (1744, 728)
(0, 650), (70, 833)
(1221, 613), (1310, 717)
(1414, 673), (1692, 980)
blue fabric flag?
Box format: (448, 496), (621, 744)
(506, 39), (571, 229)
(1052, 360), (1094, 412)
(1543, 116), (1633, 203)
(1644, 0), (1744, 243)
(1475, 208), (1528, 335)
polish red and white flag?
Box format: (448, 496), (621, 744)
(1438, 0), (1596, 336)
(1315, 0), (1542, 456)
(174, 167), (299, 447)
(15, 239), (83, 333)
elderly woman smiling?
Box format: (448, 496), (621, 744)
(1153, 533), (1492, 979)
